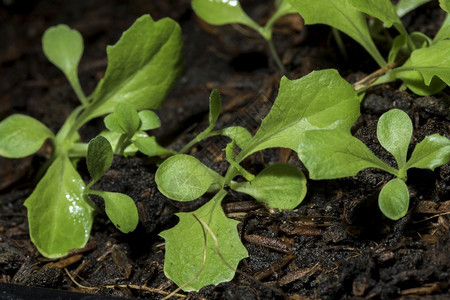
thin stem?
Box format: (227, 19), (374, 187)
(267, 38), (286, 74)
(179, 127), (213, 154)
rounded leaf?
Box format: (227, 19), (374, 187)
(378, 178), (409, 220)
(377, 109), (412, 169)
(232, 163), (307, 210)
(155, 154), (223, 201)
(100, 191), (139, 233)
(139, 110), (161, 130)
(115, 103), (140, 136)
(42, 24), (83, 76)
(87, 136), (113, 182)
(0, 114), (54, 158)
(104, 113), (125, 134)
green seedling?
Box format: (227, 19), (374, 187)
(191, 0), (296, 73)
(298, 109), (450, 220)
(0, 15), (183, 258)
(287, 0), (450, 95)
(155, 69), (360, 291)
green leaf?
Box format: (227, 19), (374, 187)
(394, 70), (447, 96)
(134, 136), (175, 156)
(433, 14), (450, 43)
(100, 130), (148, 156)
(287, 0), (386, 67)
(104, 113), (124, 134)
(114, 103), (141, 136)
(209, 89), (222, 128)
(377, 109), (412, 170)
(406, 134), (450, 170)
(139, 110), (161, 130)
(388, 35), (407, 64)
(231, 163), (307, 210)
(298, 129), (396, 179)
(0, 114), (55, 158)
(219, 126), (252, 149)
(192, 0), (260, 31)
(42, 24), (84, 97)
(24, 155), (94, 258)
(80, 15), (183, 122)
(155, 154), (223, 201)
(92, 191), (138, 233)
(378, 178), (409, 220)
(237, 69), (360, 161)
(160, 194), (248, 291)
(397, 40), (450, 86)
(87, 136), (113, 183)
(440, 0), (450, 13)
(396, 0), (433, 17)
(349, 0), (400, 28)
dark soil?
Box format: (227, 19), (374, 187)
(1, 0), (449, 299)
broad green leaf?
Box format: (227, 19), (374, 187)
(388, 35), (407, 64)
(209, 89), (221, 128)
(115, 103), (140, 136)
(349, 0), (400, 28)
(139, 110), (160, 130)
(155, 154), (223, 201)
(100, 130), (148, 156)
(405, 134), (450, 170)
(433, 14), (450, 43)
(395, 69), (447, 96)
(87, 136), (113, 182)
(24, 155), (94, 258)
(134, 136), (175, 156)
(237, 69), (360, 161)
(104, 113), (124, 134)
(0, 114), (55, 158)
(378, 178), (409, 220)
(298, 129), (396, 179)
(42, 24), (84, 96)
(440, 0), (450, 13)
(377, 109), (412, 170)
(93, 191), (138, 233)
(231, 163), (306, 209)
(396, 0), (432, 17)
(399, 40), (450, 86)
(79, 15), (183, 122)
(192, 0), (260, 31)
(160, 195), (248, 291)
(287, 0), (386, 66)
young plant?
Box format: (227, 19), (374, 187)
(298, 109), (450, 220)
(287, 0), (450, 96)
(191, 0), (296, 73)
(0, 15), (183, 258)
(155, 69), (360, 291)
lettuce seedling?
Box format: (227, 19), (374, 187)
(155, 69), (360, 291)
(0, 15), (183, 258)
(191, 0), (296, 73)
(287, 0), (450, 96)
(298, 109), (450, 220)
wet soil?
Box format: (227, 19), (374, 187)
(1, 0), (449, 299)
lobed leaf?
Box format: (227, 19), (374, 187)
(0, 114), (55, 158)
(378, 178), (409, 220)
(80, 15), (183, 122)
(94, 191), (139, 233)
(288, 0), (385, 66)
(237, 69), (360, 161)
(87, 136), (113, 183)
(377, 109), (412, 170)
(160, 196), (248, 291)
(440, 0), (450, 13)
(155, 154), (223, 201)
(298, 129), (396, 179)
(192, 0), (259, 30)
(24, 155), (94, 258)
(231, 163), (307, 210)
(405, 134), (450, 171)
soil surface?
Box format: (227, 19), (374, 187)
(1, 1), (449, 299)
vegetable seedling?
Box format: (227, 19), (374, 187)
(298, 109), (450, 220)
(155, 69), (360, 291)
(191, 0), (296, 73)
(0, 15), (183, 258)
(287, 0), (450, 96)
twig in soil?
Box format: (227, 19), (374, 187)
(64, 268), (97, 291)
(253, 253), (294, 281)
(352, 61), (398, 92)
(401, 282), (450, 296)
(278, 262), (320, 286)
(244, 234), (292, 253)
